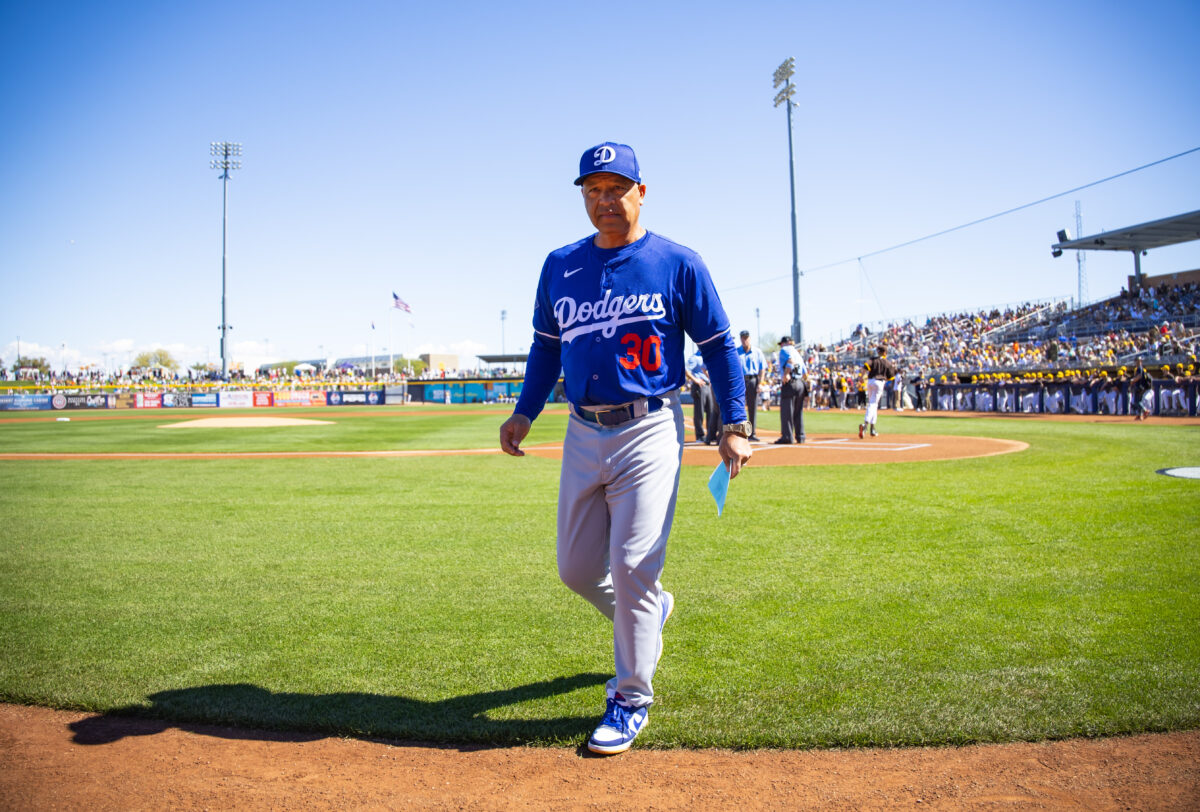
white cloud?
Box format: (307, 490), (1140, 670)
(56, 340), (211, 373)
(450, 340), (488, 363)
(97, 338), (136, 354)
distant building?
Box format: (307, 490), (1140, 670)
(420, 353), (458, 373)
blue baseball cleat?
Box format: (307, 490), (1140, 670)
(587, 694), (648, 755)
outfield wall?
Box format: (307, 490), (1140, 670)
(0, 380), (550, 411)
(0, 390), (387, 412)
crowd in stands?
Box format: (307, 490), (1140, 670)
(732, 282), (1198, 415)
(810, 282), (1197, 377)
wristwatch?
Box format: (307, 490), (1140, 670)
(721, 421), (753, 438)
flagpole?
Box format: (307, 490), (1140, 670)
(370, 323), (375, 380)
(389, 309), (394, 380)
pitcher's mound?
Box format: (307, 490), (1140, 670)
(160, 417), (334, 428)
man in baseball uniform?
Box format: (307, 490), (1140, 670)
(1131, 359), (1154, 421)
(859, 345), (895, 438)
(499, 142), (752, 755)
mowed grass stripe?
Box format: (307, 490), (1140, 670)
(0, 410), (1197, 747)
(0, 405), (565, 453)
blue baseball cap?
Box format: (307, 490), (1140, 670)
(574, 142), (641, 186)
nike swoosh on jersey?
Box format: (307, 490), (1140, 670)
(563, 267), (583, 277)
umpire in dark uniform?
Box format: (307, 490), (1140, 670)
(775, 335), (807, 444)
(685, 349), (720, 443)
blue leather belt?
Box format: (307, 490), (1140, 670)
(573, 396), (664, 427)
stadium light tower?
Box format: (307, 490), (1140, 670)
(773, 57), (803, 346)
(1075, 200), (1087, 307)
(210, 142), (242, 378)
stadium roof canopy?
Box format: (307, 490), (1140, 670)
(1052, 209), (1200, 253)
(1051, 209), (1200, 287)
(478, 354), (528, 366)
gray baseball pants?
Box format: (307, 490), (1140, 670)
(556, 397), (683, 709)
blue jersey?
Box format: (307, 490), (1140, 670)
(737, 345), (767, 376)
(778, 345), (804, 376)
(515, 231), (746, 422)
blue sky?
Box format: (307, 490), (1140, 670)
(2, 0), (1198, 373)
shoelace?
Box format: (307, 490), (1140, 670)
(601, 700), (633, 731)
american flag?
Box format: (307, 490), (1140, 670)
(392, 292), (412, 313)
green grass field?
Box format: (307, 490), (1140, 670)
(1, 405), (1197, 748)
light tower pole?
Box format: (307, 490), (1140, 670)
(1075, 200), (1087, 307)
(773, 58), (802, 346)
(210, 142), (242, 378)
(500, 309), (507, 357)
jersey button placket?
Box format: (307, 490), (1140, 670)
(592, 267), (609, 386)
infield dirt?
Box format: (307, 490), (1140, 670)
(2, 704), (1197, 810)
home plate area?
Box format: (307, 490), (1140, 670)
(673, 434), (1028, 467)
(785, 437), (931, 452)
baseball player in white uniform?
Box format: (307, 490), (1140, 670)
(858, 345), (894, 438)
(500, 142), (752, 755)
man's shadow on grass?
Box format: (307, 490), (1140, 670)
(68, 672), (607, 750)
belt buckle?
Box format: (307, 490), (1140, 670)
(595, 405), (631, 426)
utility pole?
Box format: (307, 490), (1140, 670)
(210, 142), (242, 379)
(1075, 200), (1087, 307)
(773, 57), (802, 346)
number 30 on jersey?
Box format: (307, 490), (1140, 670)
(618, 332), (662, 371)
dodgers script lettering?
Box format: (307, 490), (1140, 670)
(555, 291), (666, 343)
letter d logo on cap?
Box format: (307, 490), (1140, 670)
(575, 142), (640, 185)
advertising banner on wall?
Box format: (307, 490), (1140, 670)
(59, 394), (111, 409)
(218, 391), (254, 409)
(191, 393), (218, 407)
(383, 385), (409, 404)
(274, 390), (326, 407)
(0, 394), (54, 411)
(162, 392), (192, 408)
(326, 390), (383, 406)
(253, 391), (274, 407)
(427, 384), (459, 404)
(111, 393), (163, 409)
